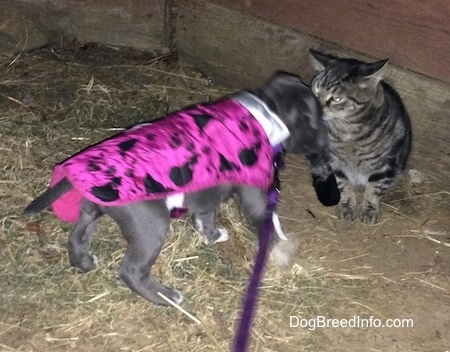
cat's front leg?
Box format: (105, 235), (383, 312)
(361, 183), (382, 224)
(335, 171), (357, 222)
(362, 171), (396, 224)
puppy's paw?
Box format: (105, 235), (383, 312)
(71, 252), (99, 273)
(155, 288), (184, 306)
(313, 174), (340, 206)
(201, 228), (229, 244)
(91, 253), (99, 269)
(214, 228), (229, 243)
(165, 288), (183, 305)
(270, 235), (298, 267)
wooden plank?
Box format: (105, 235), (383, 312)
(176, 0), (316, 86)
(15, 0), (167, 51)
(0, 1), (49, 54)
(176, 0), (450, 185)
(209, 0), (450, 83)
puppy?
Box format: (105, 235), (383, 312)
(24, 71), (326, 306)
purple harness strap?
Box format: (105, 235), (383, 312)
(232, 145), (285, 352)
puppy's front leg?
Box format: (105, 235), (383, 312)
(186, 186), (231, 244)
(107, 201), (182, 305)
(238, 186), (294, 265)
(236, 186), (267, 230)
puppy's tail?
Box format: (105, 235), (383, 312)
(24, 177), (73, 214)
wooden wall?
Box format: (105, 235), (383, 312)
(209, 0), (450, 84)
(176, 0), (450, 184)
(13, 0), (168, 51)
(2, 0), (449, 183)
(6, 0), (449, 83)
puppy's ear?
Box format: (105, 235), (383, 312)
(253, 70), (303, 111)
(282, 98), (328, 155)
(264, 70), (303, 89)
(256, 71), (327, 155)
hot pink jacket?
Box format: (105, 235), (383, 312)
(50, 98), (276, 222)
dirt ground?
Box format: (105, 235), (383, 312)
(0, 44), (449, 352)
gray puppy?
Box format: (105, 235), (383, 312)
(24, 71), (326, 306)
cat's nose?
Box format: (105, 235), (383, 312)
(318, 96), (328, 107)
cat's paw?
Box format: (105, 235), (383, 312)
(336, 205), (357, 222)
(361, 209), (381, 224)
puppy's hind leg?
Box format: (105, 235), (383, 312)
(186, 186), (232, 244)
(108, 201), (182, 306)
(68, 199), (103, 272)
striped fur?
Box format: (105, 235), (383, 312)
(307, 50), (412, 224)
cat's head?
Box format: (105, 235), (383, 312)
(309, 49), (388, 121)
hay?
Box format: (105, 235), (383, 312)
(0, 43), (322, 352)
(1, 42), (449, 352)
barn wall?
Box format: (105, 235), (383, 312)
(208, 0), (450, 84)
(0, 1), (49, 54)
(4, 0), (449, 83)
(176, 0), (450, 184)
(11, 0), (169, 51)
(1, 0), (449, 183)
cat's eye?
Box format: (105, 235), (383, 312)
(326, 95), (346, 106)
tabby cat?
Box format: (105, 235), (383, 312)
(307, 49), (412, 224)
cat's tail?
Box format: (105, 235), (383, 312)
(306, 152), (340, 206)
(24, 177), (73, 214)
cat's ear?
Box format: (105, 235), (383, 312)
(309, 49), (337, 71)
(357, 59), (388, 88)
(358, 59), (388, 80)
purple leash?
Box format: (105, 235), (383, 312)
(232, 146), (285, 352)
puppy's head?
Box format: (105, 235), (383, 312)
(253, 71), (328, 155)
